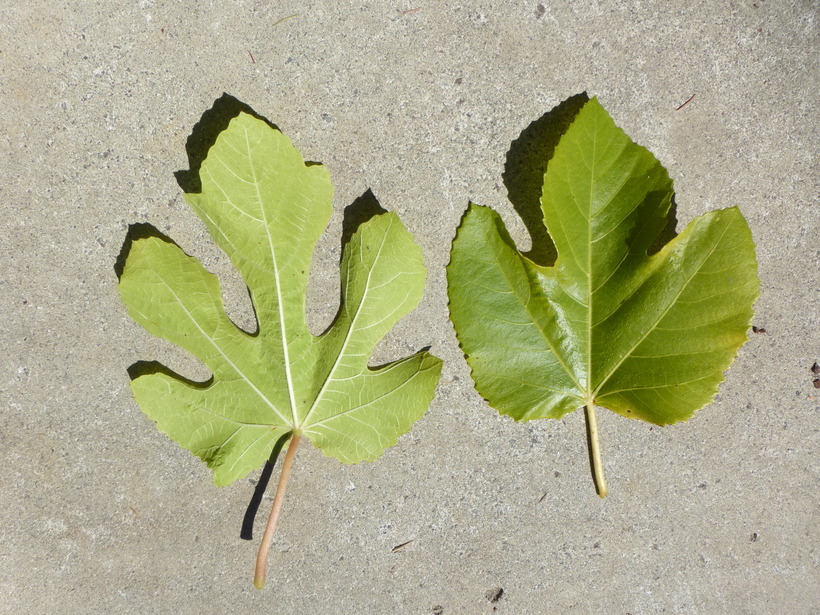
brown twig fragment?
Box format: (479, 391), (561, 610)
(391, 540), (414, 552)
(403, 8), (420, 14)
(248, 50), (255, 64)
(254, 431), (301, 589)
(676, 94), (696, 111)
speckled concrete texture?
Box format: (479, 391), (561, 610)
(1, 1), (817, 613)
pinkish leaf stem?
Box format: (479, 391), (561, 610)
(254, 431), (301, 589)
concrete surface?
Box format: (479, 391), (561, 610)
(1, 1), (817, 613)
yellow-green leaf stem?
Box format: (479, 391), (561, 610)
(584, 402), (607, 498)
(448, 97), (759, 494)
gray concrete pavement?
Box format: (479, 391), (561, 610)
(1, 1), (817, 613)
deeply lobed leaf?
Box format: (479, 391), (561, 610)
(120, 113), (442, 486)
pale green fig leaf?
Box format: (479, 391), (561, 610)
(448, 97), (758, 492)
(119, 112), (442, 487)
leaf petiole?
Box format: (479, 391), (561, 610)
(584, 402), (608, 498)
(254, 431), (302, 589)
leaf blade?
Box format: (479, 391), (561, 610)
(304, 352), (443, 463)
(448, 96), (759, 486)
(119, 112), (442, 484)
(595, 206), (758, 424)
(447, 204), (581, 422)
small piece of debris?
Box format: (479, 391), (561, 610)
(751, 532), (759, 542)
(391, 540), (414, 552)
(811, 362), (819, 375)
(752, 325), (767, 334)
(272, 14), (299, 27)
(676, 93), (696, 110)
(432, 605), (444, 615)
(485, 587), (504, 603)
(813, 379), (819, 389)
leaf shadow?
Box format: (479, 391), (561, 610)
(114, 222), (177, 281)
(502, 92), (590, 267)
(502, 92), (679, 263)
(313, 188), (389, 338)
(341, 188), (388, 251)
(648, 195), (679, 255)
(126, 360), (213, 388)
(175, 93), (280, 195)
